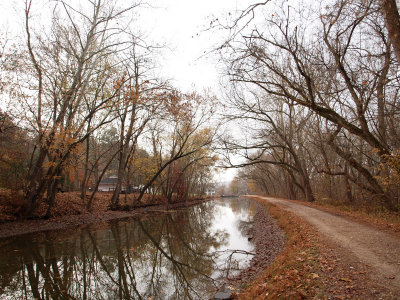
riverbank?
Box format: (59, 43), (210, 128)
(238, 196), (399, 299)
(0, 194), (211, 238)
(228, 200), (285, 290)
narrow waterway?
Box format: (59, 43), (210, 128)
(0, 198), (256, 299)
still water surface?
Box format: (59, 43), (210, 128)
(0, 198), (256, 299)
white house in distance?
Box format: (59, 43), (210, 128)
(97, 175), (146, 193)
(97, 175), (137, 193)
(205, 188), (216, 196)
(204, 183), (216, 196)
(97, 175), (119, 192)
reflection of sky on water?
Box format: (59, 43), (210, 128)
(0, 198), (256, 299)
(209, 199), (255, 279)
(211, 203), (254, 251)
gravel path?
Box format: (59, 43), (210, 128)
(259, 196), (400, 294)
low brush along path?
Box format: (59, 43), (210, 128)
(249, 196), (400, 298)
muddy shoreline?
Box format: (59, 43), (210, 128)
(228, 199), (285, 291)
(0, 198), (211, 239)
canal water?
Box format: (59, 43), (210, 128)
(0, 198), (256, 299)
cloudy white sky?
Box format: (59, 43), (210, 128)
(137, 0), (255, 92)
(1, 0), (254, 92)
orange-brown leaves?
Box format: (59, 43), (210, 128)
(113, 76), (126, 92)
(112, 76), (156, 106)
(163, 90), (192, 120)
(376, 149), (400, 188)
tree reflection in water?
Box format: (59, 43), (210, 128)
(0, 199), (255, 299)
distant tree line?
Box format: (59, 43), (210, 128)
(220, 0), (400, 210)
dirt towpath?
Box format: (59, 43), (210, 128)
(256, 196), (400, 294)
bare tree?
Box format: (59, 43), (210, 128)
(109, 43), (166, 209)
(18, 0), (142, 217)
(134, 91), (219, 206)
(220, 0), (400, 207)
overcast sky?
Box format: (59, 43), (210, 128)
(138, 0), (255, 92)
(1, 0), (254, 92)
(0, 0), (255, 100)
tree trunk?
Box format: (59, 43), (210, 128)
(87, 149), (119, 211)
(23, 146), (48, 217)
(344, 164), (353, 203)
(80, 131), (90, 200)
(381, 0), (400, 64)
(110, 148), (126, 209)
(303, 174), (315, 202)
